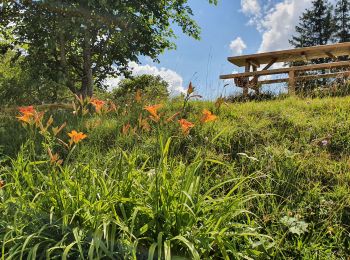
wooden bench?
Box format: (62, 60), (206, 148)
(220, 42), (350, 95)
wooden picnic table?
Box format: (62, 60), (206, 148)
(220, 42), (350, 95)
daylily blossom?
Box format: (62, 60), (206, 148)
(18, 106), (35, 115)
(138, 115), (151, 132)
(52, 122), (67, 136)
(68, 130), (87, 145)
(144, 104), (163, 121)
(178, 119), (195, 135)
(16, 106), (39, 125)
(200, 109), (217, 123)
(47, 148), (63, 165)
(187, 82), (194, 95)
(166, 112), (181, 123)
(122, 123), (131, 135)
(90, 98), (106, 113)
(17, 113), (33, 123)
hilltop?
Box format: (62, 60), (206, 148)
(1, 96), (350, 259)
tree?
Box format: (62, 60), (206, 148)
(111, 75), (169, 103)
(290, 0), (334, 48)
(0, 29), (69, 105)
(334, 0), (350, 42)
(289, 0), (334, 92)
(0, 49), (70, 105)
(0, 0), (217, 98)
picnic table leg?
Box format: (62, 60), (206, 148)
(243, 63), (250, 97)
(252, 65), (260, 94)
(289, 70), (296, 95)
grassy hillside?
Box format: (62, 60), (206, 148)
(1, 96), (350, 259)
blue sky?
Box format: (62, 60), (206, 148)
(143, 1), (260, 99)
(109, 0), (337, 99)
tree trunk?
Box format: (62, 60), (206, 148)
(81, 26), (93, 98)
(59, 30), (76, 94)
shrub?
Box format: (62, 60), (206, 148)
(111, 75), (169, 104)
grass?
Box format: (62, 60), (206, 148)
(1, 95), (350, 259)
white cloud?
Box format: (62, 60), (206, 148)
(229, 37), (247, 55)
(253, 0), (337, 53)
(241, 0), (261, 15)
(105, 62), (185, 96)
(258, 0), (312, 52)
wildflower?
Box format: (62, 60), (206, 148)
(144, 104), (163, 121)
(90, 98), (106, 113)
(17, 113), (33, 123)
(321, 140), (329, 146)
(138, 115), (151, 132)
(122, 123), (131, 135)
(166, 112), (181, 123)
(17, 106), (36, 124)
(187, 82), (194, 95)
(178, 119), (195, 135)
(140, 120), (151, 131)
(34, 111), (45, 126)
(38, 114), (53, 133)
(200, 109), (217, 123)
(47, 148), (63, 165)
(68, 130), (87, 145)
(18, 106), (35, 115)
(52, 122), (67, 136)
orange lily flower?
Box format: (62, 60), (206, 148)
(200, 109), (217, 123)
(0, 179), (5, 189)
(90, 98), (106, 113)
(18, 106), (35, 115)
(17, 113), (33, 123)
(122, 123), (131, 135)
(144, 104), (163, 121)
(68, 130), (87, 145)
(52, 122), (67, 136)
(17, 106), (37, 124)
(178, 119), (195, 135)
(187, 82), (194, 95)
(166, 112), (181, 123)
(141, 119), (151, 132)
(47, 148), (63, 165)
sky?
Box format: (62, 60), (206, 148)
(107, 0), (337, 99)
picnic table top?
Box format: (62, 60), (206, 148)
(228, 42), (350, 67)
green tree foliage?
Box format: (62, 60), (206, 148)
(0, 0), (217, 98)
(334, 0), (350, 43)
(289, 0), (335, 93)
(0, 29), (70, 105)
(111, 75), (169, 103)
(290, 0), (334, 48)
(0, 49), (70, 105)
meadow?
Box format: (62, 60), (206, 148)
(1, 91), (350, 259)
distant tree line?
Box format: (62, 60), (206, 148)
(289, 0), (350, 94)
(290, 0), (350, 48)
